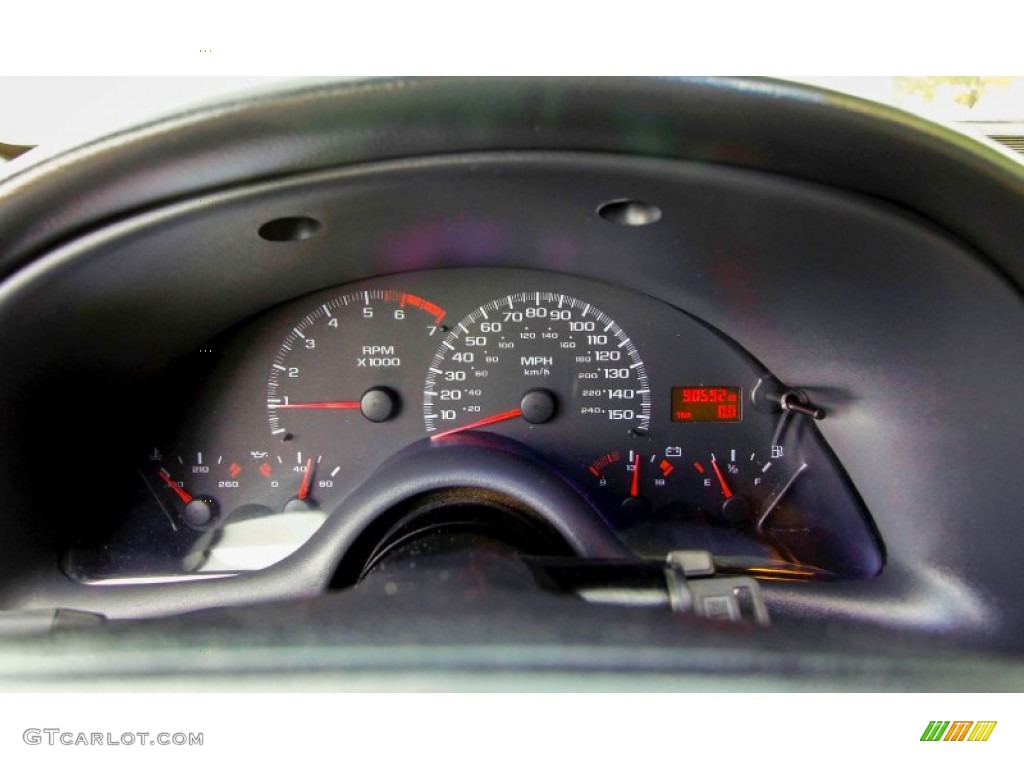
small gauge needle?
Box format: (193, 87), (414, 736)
(270, 401), (361, 409)
(710, 458), (734, 500)
(430, 408), (523, 440)
(297, 457), (314, 501)
(158, 469), (193, 504)
(630, 454), (642, 497)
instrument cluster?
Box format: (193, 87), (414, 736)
(65, 269), (883, 584)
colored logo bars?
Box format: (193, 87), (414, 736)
(921, 721), (997, 742)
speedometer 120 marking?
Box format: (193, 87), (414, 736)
(423, 292), (651, 438)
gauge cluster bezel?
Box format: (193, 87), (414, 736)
(57, 268), (883, 585)
(0, 149), (1016, 645)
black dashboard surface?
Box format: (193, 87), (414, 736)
(0, 78), (1021, 688)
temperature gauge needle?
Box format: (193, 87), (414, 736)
(430, 408), (523, 440)
(297, 457), (315, 501)
(710, 458), (734, 500)
(630, 455), (642, 497)
(158, 469), (193, 504)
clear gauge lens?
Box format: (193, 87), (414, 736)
(264, 288), (447, 508)
(141, 447), (248, 530)
(424, 292), (651, 439)
(268, 289), (446, 440)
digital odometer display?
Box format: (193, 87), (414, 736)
(671, 386), (742, 423)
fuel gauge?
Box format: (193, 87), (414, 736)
(690, 446), (794, 527)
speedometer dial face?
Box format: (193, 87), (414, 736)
(424, 292), (651, 438)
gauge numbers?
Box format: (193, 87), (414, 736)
(267, 289), (446, 439)
(424, 292), (650, 437)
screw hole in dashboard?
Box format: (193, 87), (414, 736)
(257, 215), (324, 242)
(597, 199), (662, 227)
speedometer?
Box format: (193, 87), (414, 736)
(424, 292), (651, 438)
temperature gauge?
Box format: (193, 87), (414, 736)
(141, 448), (247, 529)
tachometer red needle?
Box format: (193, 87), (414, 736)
(630, 455), (642, 498)
(710, 458), (734, 499)
(298, 458), (314, 501)
(271, 401), (361, 409)
(430, 408), (523, 440)
(158, 469), (193, 504)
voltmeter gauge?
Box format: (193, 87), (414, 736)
(585, 449), (678, 526)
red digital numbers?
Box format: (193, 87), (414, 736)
(671, 387), (741, 422)
(681, 387), (733, 404)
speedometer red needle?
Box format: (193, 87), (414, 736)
(297, 458), (314, 500)
(630, 455), (642, 497)
(271, 401), (361, 409)
(158, 469), (193, 504)
(710, 458), (734, 499)
(430, 408), (523, 440)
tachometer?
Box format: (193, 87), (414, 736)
(424, 292), (650, 438)
(267, 289), (447, 440)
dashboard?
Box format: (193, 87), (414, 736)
(0, 77), (1021, 689)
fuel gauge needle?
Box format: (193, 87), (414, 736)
(430, 408), (523, 440)
(158, 469), (193, 504)
(710, 458), (734, 500)
(297, 457), (315, 501)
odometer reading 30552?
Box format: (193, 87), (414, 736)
(424, 292), (651, 438)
